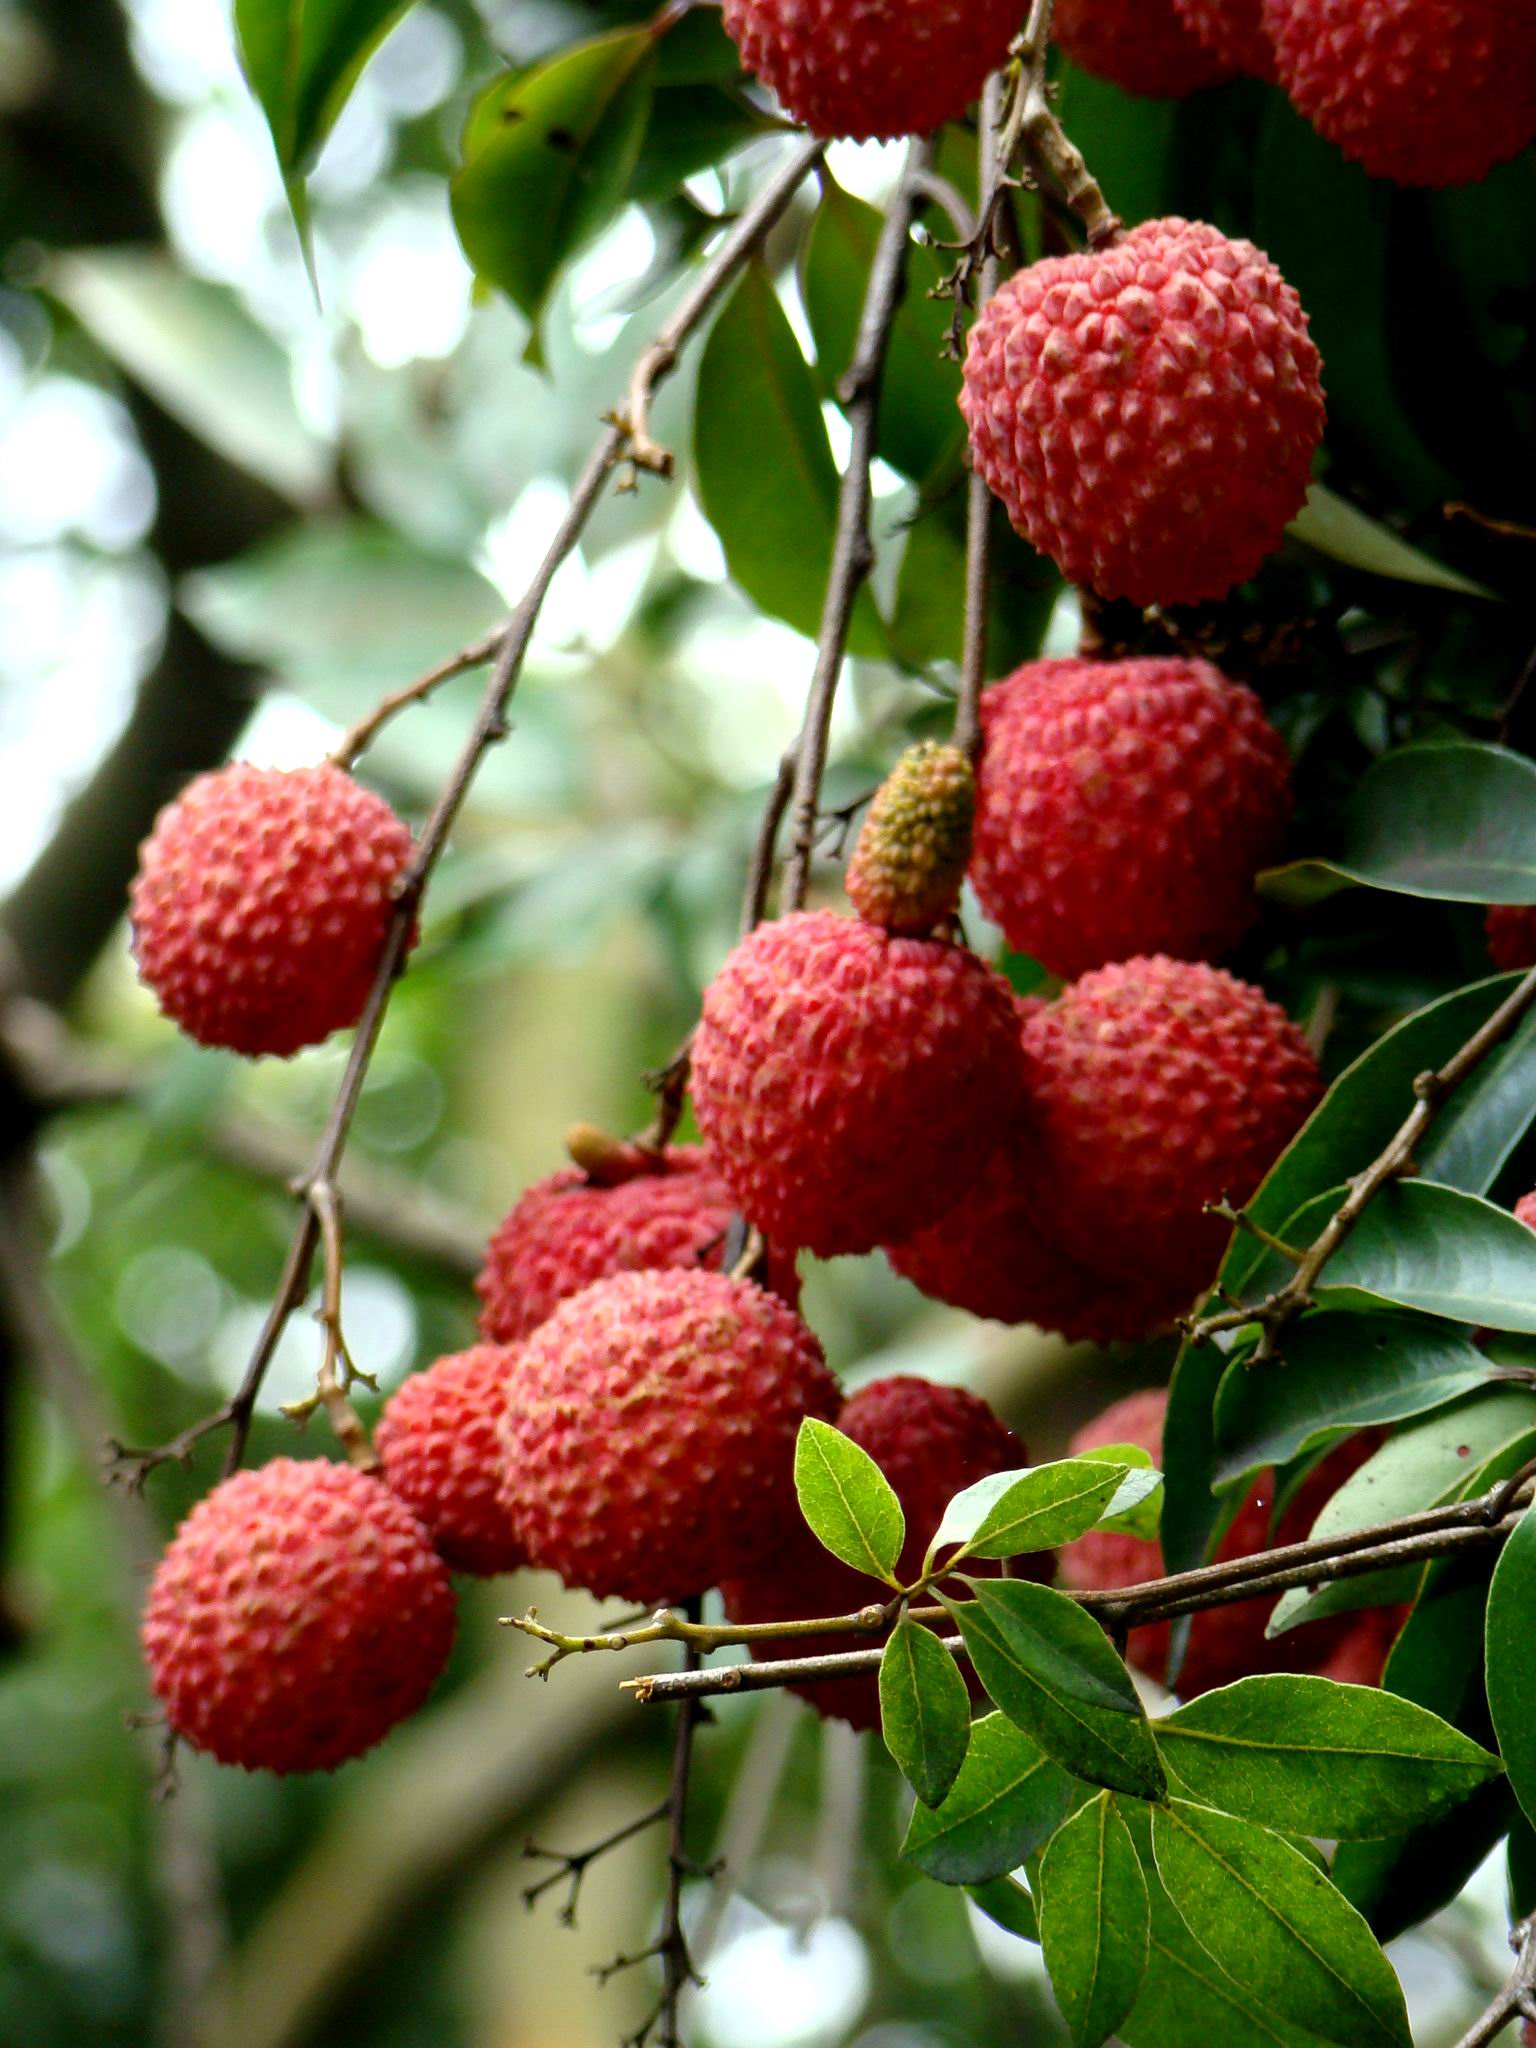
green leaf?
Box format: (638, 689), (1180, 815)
(950, 1580), (1166, 1800)
(1150, 1802), (1411, 2048)
(1075, 1442), (1163, 1539)
(694, 261), (884, 653)
(888, 493), (1059, 674)
(793, 1417), (904, 1584)
(879, 1619), (972, 1808)
(928, 1460), (1133, 1566)
(967, 1875), (1039, 1943)
(1287, 485), (1493, 598)
(628, 83), (771, 201)
(901, 1711), (1078, 1884)
(1211, 1312), (1497, 1486)
(1155, 1674), (1502, 1838)
(1487, 1503), (1536, 1834)
(1039, 1795), (1149, 2048)
(235, 0), (413, 180)
(451, 32), (656, 329)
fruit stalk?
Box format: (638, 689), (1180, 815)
(954, 69), (1006, 760)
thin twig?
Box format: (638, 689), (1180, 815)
(523, 1802), (669, 1925)
(954, 70), (1005, 759)
(277, 1179), (376, 1469)
(1451, 1917), (1536, 2048)
(329, 632), (502, 769)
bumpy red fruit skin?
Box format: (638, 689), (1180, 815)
(498, 1270), (839, 1603)
(1263, 0), (1536, 188)
(376, 1347), (523, 1575)
(476, 1146), (796, 1343)
(130, 763), (413, 1057)
(971, 656), (1292, 978)
(690, 911), (1025, 1257)
(719, 0), (1019, 140)
(1021, 957), (1321, 1304)
(1486, 905), (1536, 973)
(960, 218), (1325, 607)
(1058, 1391), (1397, 1696)
(722, 1377), (1043, 1729)
(142, 1458), (455, 1772)
(1515, 1192), (1536, 1232)
(1172, 0), (1277, 78)
(1054, 0), (1235, 97)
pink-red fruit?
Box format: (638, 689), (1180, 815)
(961, 217), (1325, 607)
(970, 655), (1292, 978)
(142, 1458), (454, 1772)
(1172, 0), (1276, 78)
(845, 741), (974, 936)
(690, 910), (1024, 1257)
(719, 0), (1020, 140)
(498, 1269), (839, 1603)
(1486, 904), (1536, 973)
(376, 1347), (523, 1575)
(1263, 0), (1536, 187)
(1054, 0), (1235, 97)
(130, 762), (413, 1057)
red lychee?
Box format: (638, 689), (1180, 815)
(497, 1269), (839, 1603)
(960, 217), (1325, 607)
(130, 762), (414, 1058)
(1516, 1192), (1536, 1232)
(689, 910), (1025, 1257)
(1486, 905), (1536, 973)
(1018, 956), (1321, 1309)
(1263, 0), (1536, 187)
(142, 1458), (455, 1773)
(718, 0), (1021, 140)
(722, 1376), (1040, 1730)
(845, 741), (974, 937)
(1057, 1389), (1397, 1695)
(1172, 0), (1277, 78)
(970, 655), (1292, 978)
(475, 1143), (796, 1344)
(376, 1346), (523, 1575)
(1054, 0), (1235, 97)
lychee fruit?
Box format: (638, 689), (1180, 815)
(1515, 1191), (1536, 1232)
(845, 741), (974, 936)
(969, 655), (1292, 978)
(722, 1376), (1041, 1730)
(1054, 0), (1236, 97)
(375, 1346), (523, 1575)
(1171, 0), (1277, 78)
(1057, 1389), (1396, 1695)
(497, 1269), (840, 1603)
(1486, 905), (1536, 973)
(960, 217), (1325, 607)
(690, 911), (1025, 1257)
(476, 1142), (796, 1344)
(1018, 957), (1321, 1306)
(1263, 0), (1536, 187)
(130, 762), (414, 1057)
(718, 0), (1021, 140)
(142, 1458), (455, 1773)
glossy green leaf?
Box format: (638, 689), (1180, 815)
(1151, 1802), (1411, 2048)
(1487, 1504), (1536, 1833)
(1287, 485), (1492, 598)
(793, 1417), (904, 1584)
(1082, 1453), (1164, 1541)
(879, 1619), (972, 1808)
(901, 1711), (1078, 1884)
(967, 1875), (1038, 1943)
(929, 1460), (1133, 1566)
(1155, 1674), (1501, 1838)
(888, 493), (1059, 674)
(950, 1580), (1165, 1800)
(235, 0), (413, 179)
(1212, 1312), (1496, 1485)
(1039, 1794), (1148, 2048)
(694, 261), (883, 653)
(451, 33), (656, 328)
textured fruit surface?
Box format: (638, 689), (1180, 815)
(1516, 1192), (1536, 1232)
(1172, 0), (1276, 77)
(130, 762), (413, 1057)
(1058, 1390), (1396, 1695)
(722, 1376), (1039, 1729)
(476, 1145), (795, 1343)
(1055, 0), (1234, 96)
(1486, 904), (1536, 972)
(376, 1347), (523, 1575)
(719, 0), (1020, 139)
(498, 1270), (839, 1603)
(845, 742), (974, 936)
(970, 655), (1292, 977)
(1263, 0), (1536, 186)
(142, 1458), (455, 1772)
(961, 217), (1324, 607)
(1020, 956), (1321, 1302)
(691, 911), (1025, 1257)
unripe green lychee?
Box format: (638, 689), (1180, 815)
(845, 742), (975, 935)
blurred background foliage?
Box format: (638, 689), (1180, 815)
(0, 1), (1532, 2044)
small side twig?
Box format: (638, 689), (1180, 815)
(329, 631), (502, 768)
(1450, 1916), (1536, 2048)
(277, 1180), (376, 1470)
(523, 1802), (669, 1925)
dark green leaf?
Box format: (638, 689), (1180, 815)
(1487, 1503), (1536, 1834)
(793, 1417), (904, 1584)
(1039, 1794), (1149, 2048)
(235, 0), (412, 179)
(967, 1875), (1038, 1943)
(929, 1459), (1133, 1564)
(1156, 1673), (1501, 1838)
(879, 1619), (972, 1808)
(901, 1711), (1078, 1884)
(889, 494), (1059, 674)
(1151, 1802), (1411, 2048)
(629, 85), (771, 201)
(950, 1580), (1165, 1800)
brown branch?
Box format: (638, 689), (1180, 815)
(329, 632), (503, 769)
(1451, 1917), (1536, 2048)
(954, 70), (1006, 760)
(1188, 963), (1536, 1360)
(523, 1802), (669, 1925)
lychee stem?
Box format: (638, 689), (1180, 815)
(955, 69), (1007, 761)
